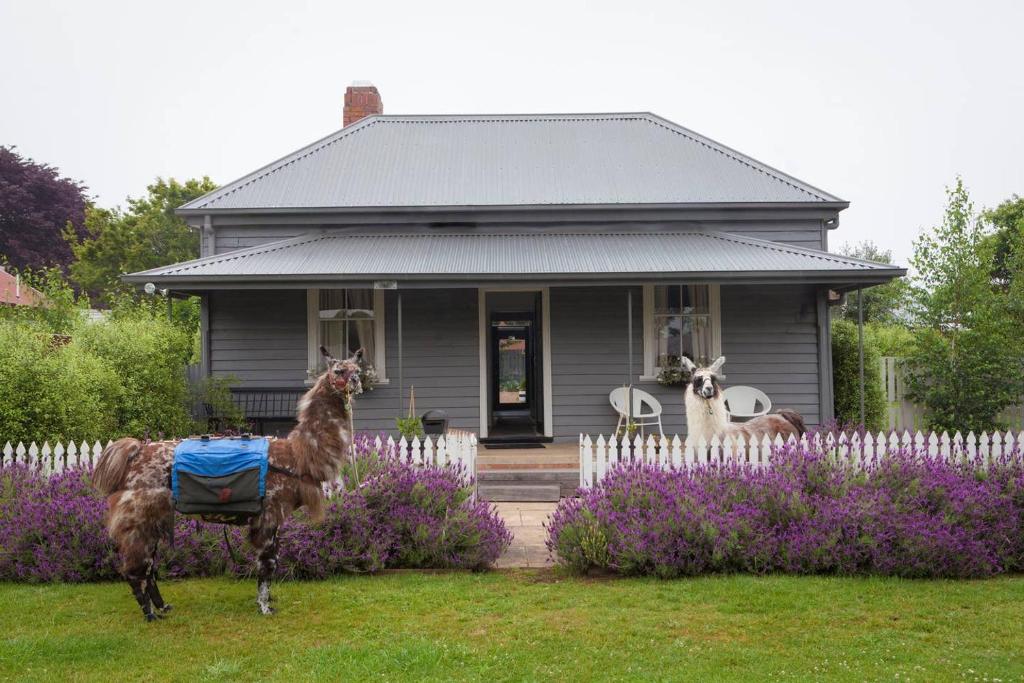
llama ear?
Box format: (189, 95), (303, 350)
(349, 348), (364, 364)
(708, 356), (726, 375)
(679, 356), (697, 374)
(320, 345), (335, 362)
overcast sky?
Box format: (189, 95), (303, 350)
(2, 0), (1021, 264)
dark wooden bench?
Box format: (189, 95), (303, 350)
(200, 387), (305, 437)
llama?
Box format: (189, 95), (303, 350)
(681, 356), (805, 446)
(92, 347), (363, 620)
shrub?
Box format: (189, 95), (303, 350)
(831, 318), (886, 432)
(0, 438), (511, 582)
(548, 445), (1024, 579)
(0, 466), (120, 582)
(866, 322), (915, 357)
(0, 292), (197, 442)
(0, 323), (122, 442)
(73, 311), (193, 438)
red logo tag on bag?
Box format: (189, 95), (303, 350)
(218, 487), (232, 503)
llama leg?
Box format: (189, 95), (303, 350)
(107, 488), (173, 622)
(146, 544), (171, 614)
(125, 559), (157, 622)
(255, 529), (279, 615)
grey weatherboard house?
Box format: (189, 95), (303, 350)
(126, 99), (904, 443)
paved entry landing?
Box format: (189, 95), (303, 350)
(492, 502), (557, 568)
(477, 443), (579, 501)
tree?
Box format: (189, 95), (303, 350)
(982, 195), (1024, 293)
(0, 146), (89, 270)
(67, 177), (216, 300)
(836, 241), (909, 324)
(904, 178), (1024, 433)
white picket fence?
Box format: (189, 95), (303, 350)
(879, 357), (1024, 431)
(374, 431), (478, 475)
(0, 432), (478, 483)
(578, 430), (1024, 488)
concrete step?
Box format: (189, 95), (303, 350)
(477, 469), (579, 498)
(477, 469), (577, 481)
(478, 483), (562, 502)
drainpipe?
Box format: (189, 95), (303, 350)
(203, 215), (214, 256)
(858, 287), (865, 427)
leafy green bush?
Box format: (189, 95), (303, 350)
(72, 311), (193, 438)
(866, 322), (915, 357)
(831, 318), (886, 432)
(190, 374), (247, 433)
(0, 323), (121, 442)
(0, 267), (90, 334)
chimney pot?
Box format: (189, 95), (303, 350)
(344, 82), (383, 127)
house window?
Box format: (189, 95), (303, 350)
(307, 289), (387, 382)
(642, 284), (721, 379)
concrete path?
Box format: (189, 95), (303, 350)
(492, 502), (558, 568)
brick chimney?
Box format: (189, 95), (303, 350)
(344, 81), (382, 126)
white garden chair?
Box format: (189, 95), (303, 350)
(609, 387), (665, 436)
(722, 385), (772, 421)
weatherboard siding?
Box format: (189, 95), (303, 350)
(709, 220), (826, 250)
(208, 289), (480, 434)
(212, 226), (303, 256)
(206, 220), (829, 258)
(548, 284), (821, 442)
(208, 290), (308, 387)
(720, 284), (822, 426)
(208, 285), (821, 440)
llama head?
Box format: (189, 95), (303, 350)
(680, 355), (726, 399)
(320, 346), (364, 394)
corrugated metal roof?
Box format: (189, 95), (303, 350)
(126, 231), (901, 284)
(179, 114), (844, 211)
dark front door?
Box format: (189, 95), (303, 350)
(489, 310), (541, 438)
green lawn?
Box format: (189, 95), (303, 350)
(2, 572), (1022, 682)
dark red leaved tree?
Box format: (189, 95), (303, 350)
(0, 146), (89, 270)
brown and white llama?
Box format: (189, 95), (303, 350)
(92, 347), (363, 620)
(681, 356), (805, 447)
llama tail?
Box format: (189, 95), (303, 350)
(92, 437), (142, 495)
(776, 409), (807, 436)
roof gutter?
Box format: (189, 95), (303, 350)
(176, 200), (851, 219)
(122, 267), (906, 290)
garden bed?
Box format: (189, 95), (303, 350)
(0, 437), (510, 582)
(551, 444), (1024, 578)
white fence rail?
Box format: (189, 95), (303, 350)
(578, 430), (1024, 488)
(1, 432), (478, 482)
(879, 357), (1024, 431)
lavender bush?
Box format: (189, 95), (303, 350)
(0, 466), (120, 582)
(548, 445), (1024, 578)
(0, 436), (510, 582)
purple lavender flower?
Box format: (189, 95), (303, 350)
(548, 443), (1024, 578)
(0, 434), (511, 582)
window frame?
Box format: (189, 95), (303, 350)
(306, 288), (388, 384)
(640, 283), (722, 381)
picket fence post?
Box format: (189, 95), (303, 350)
(582, 434), (594, 488)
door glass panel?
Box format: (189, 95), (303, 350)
(497, 332), (527, 405)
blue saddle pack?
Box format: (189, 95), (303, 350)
(171, 436), (270, 524)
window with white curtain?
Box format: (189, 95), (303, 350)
(642, 284), (721, 378)
(307, 289), (386, 381)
